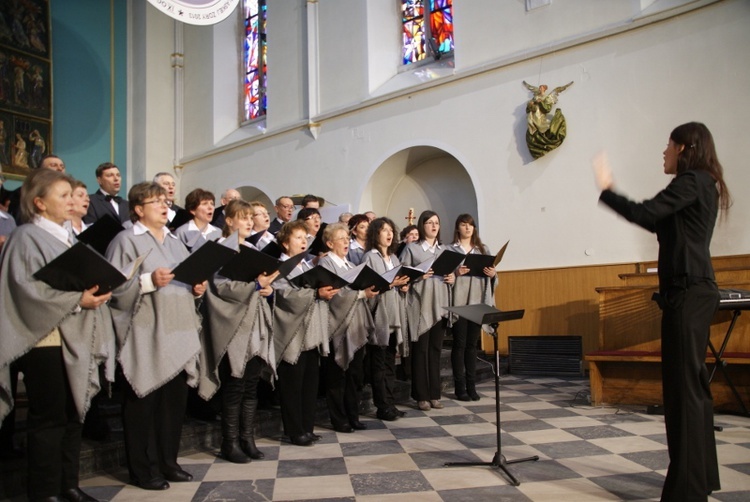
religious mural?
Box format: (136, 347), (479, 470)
(0, 0), (51, 180)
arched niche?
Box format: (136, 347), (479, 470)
(361, 146), (478, 238)
(237, 186), (273, 209)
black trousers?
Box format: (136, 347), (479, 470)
(277, 349), (319, 437)
(220, 356), (263, 403)
(15, 347), (82, 501)
(122, 372), (188, 483)
(411, 321), (445, 401)
(368, 333), (398, 412)
(451, 318), (480, 384)
(325, 344), (364, 428)
(659, 279), (720, 502)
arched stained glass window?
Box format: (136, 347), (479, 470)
(401, 0), (454, 65)
(244, 0), (267, 122)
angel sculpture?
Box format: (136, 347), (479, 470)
(523, 80), (573, 159)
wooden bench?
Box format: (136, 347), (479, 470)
(585, 350), (750, 412)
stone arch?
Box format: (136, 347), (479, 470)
(360, 145), (478, 238)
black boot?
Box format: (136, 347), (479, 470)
(466, 380), (481, 401)
(454, 379), (470, 401)
(221, 397), (250, 464)
(240, 399), (264, 460)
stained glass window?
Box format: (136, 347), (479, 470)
(401, 0), (453, 65)
(244, 0), (267, 122)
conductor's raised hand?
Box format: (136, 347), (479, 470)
(79, 285), (112, 310)
(593, 151), (614, 191)
(151, 267), (174, 288)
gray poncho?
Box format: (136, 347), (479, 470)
(318, 254), (374, 370)
(272, 260), (330, 365)
(399, 241), (453, 342)
(0, 224), (115, 422)
(106, 226), (201, 398)
(199, 273), (275, 400)
(362, 249), (408, 351)
(449, 243), (496, 333)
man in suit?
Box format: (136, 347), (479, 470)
(153, 172), (186, 229)
(84, 162), (130, 225)
(211, 188), (241, 231)
(269, 195), (294, 235)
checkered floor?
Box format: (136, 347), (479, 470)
(27, 376), (750, 501)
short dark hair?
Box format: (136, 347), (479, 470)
(296, 207), (320, 221)
(400, 224), (417, 241)
(347, 214), (369, 235)
(128, 182), (166, 222)
(301, 194), (322, 207)
(95, 162), (118, 178)
(276, 220), (308, 251)
(184, 188), (215, 212)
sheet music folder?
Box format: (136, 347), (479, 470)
(289, 266), (349, 290)
(34, 242), (148, 295)
(219, 245), (306, 283)
(171, 240), (237, 285)
(76, 215), (124, 255)
(444, 304), (524, 325)
(341, 263), (391, 293)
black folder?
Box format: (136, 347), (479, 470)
(34, 242), (148, 295)
(463, 253), (495, 276)
(76, 215), (124, 255)
(171, 240), (237, 285)
(415, 249), (465, 276)
(308, 232), (328, 256)
(260, 240), (283, 258)
(289, 266), (349, 290)
(382, 265), (424, 285)
(219, 245), (306, 283)
(341, 264), (391, 293)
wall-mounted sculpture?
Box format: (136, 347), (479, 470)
(522, 80), (573, 159)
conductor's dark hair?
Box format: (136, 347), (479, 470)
(416, 210), (441, 245)
(365, 217), (399, 255)
(670, 122), (731, 214)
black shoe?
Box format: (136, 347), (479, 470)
(290, 434), (313, 446)
(350, 420), (367, 430)
(376, 408), (399, 421)
(392, 407), (406, 417)
(468, 390), (481, 401)
(333, 424), (353, 433)
(221, 440), (251, 464)
(60, 488), (99, 502)
(163, 468), (193, 482)
(132, 477), (170, 490)
(306, 432), (322, 442)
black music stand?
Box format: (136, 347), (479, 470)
(443, 304), (539, 486)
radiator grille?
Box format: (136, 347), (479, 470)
(508, 336), (583, 377)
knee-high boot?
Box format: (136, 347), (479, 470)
(221, 398), (250, 464)
(466, 379), (481, 401)
(240, 399), (264, 460)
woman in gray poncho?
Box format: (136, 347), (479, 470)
(449, 214), (496, 401)
(199, 200), (277, 463)
(319, 223), (378, 433)
(106, 182), (206, 491)
(0, 169), (114, 502)
(399, 210), (455, 411)
(362, 217), (410, 422)
(273, 220), (338, 447)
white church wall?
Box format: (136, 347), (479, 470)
(146, 0), (747, 271)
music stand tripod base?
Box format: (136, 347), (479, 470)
(443, 304), (539, 486)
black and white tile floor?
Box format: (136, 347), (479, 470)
(37, 376), (750, 501)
